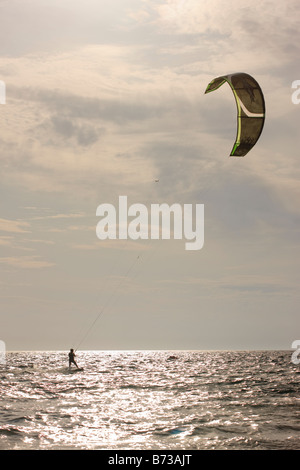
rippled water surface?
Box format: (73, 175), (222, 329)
(0, 350), (299, 450)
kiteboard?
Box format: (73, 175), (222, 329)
(68, 368), (84, 373)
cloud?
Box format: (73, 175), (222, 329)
(0, 236), (13, 247)
(0, 0), (299, 351)
(128, 0), (300, 84)
(2, 15), (296, 204)
(162, 272), (293, 296)
(70, 243), (99, 251)
(29, 212), (85, 221)
(26, 239), (55, 245)
(0, 256), (54, 269)
(37, 115), (104, 148)
(11, 84), (178, 126)
(0, 0), (144, 56)
(0, 218), (30, 233)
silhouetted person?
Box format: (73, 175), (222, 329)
(68, 348), (79, 369)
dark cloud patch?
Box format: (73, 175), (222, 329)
(50, 115), (103, 147)
(140, 140), (209, 200)
(10, 84), (214, 144)
(140, 136), (300, 244)
(33, 114), (105, 148)
(11, 85), (170, 125)
(204, 169), (300, 242)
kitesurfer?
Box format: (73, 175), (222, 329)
(68, 348), (79, 369)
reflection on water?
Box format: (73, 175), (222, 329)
(0, 350), (299, 450)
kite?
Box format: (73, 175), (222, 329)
(205, 73), (265, 157)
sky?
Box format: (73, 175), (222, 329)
(0, 0), (299, 351)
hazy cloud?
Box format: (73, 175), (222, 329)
(0, 256), (54, 269)
(0, 218), (30, 233)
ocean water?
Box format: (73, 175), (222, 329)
(0, 350), (299, 450)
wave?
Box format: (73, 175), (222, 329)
(1, 350), (299, 450)
(0, 426), (24, 436)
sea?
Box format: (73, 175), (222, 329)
(0, 350), (299, 451)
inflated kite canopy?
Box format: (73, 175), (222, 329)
(205, 73), (265, 157)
